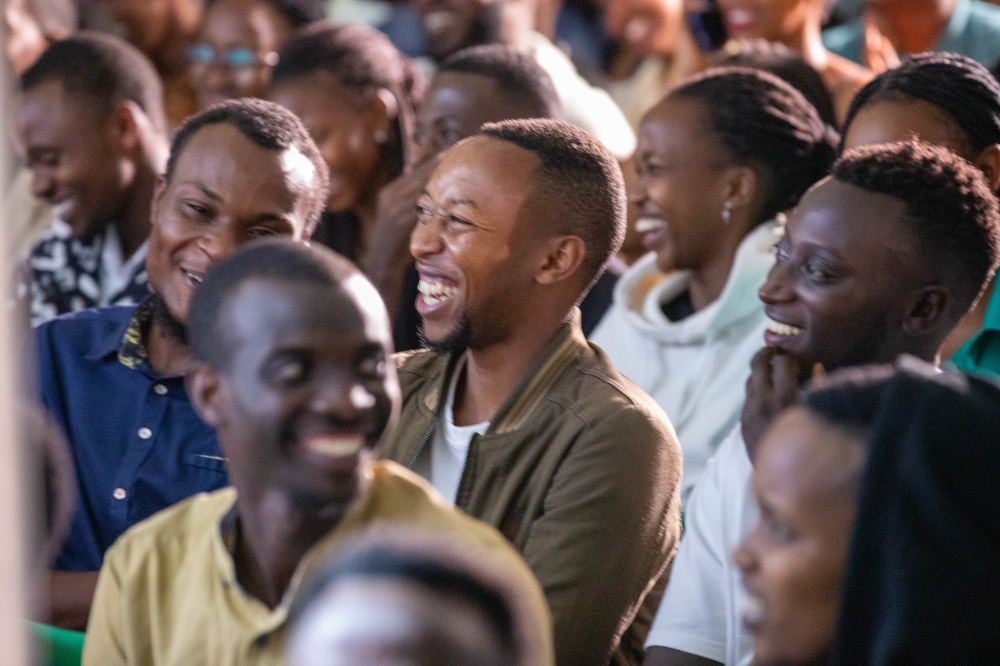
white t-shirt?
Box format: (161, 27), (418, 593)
(645, 425), (757, 666)
(413, 356), (489, 505)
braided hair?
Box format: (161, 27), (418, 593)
(271, 21), (424, 181)
(670, 67), (839, 224)
(842, 52), (1000, 155)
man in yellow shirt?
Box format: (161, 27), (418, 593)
(82, 240), (551, 666)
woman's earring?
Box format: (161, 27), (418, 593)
(374, 130), (388, 145)
(722, 201), (733, 225)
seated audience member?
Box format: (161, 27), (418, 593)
(643, 140), (1000, 666)
(379, 119), (682, 666)
(592, 68), (836, 500)
(18, 34), (169, 327)
(288, 530), (553, 666)
(713, 40), (838, 127)
(83, 241), (537, 665)
(737, 360), (1000, 665)
(188, 0), (321, 110)
(410, 0), (636, 160)
(369, 45), (622, 344)
(838, 52), (1000, 366)
(37, 99), (329, 630)
(823, 0), (1000, 72)
(107, 0), (202, 128)
(711, 0), (872, 121)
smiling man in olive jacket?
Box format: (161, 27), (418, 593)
(377, 119), (682, 666)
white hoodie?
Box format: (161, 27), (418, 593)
(590, 221), (779, 500)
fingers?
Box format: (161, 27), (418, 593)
(770, 353), (800, 408)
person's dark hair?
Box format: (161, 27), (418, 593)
(165, 98), (330, 231)
(477, 119), (626, 288)
(271, 21), (423, 180)
(189, 239), (359, 371)
(713, 40), (838, 127)
(802, 364), (895, 433)
(833, 140), (1000, 312)
(842, 52), (1000, 155)
(670, 67), (838, 223)
(438, 44), (559, 120)
(257, 0), (324, 29)
(20, 31), (167, 134)
(289, 531), (550, 666)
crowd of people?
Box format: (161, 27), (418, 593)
(5, 0), (1000, 664)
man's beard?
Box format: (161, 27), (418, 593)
(150, 293), (188, 345)
(419, 314), (471, 356)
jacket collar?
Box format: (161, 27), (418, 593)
(418, 309), (589, 436)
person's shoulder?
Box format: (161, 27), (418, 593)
(34, 305), (135, 354)
(970, 0), (1000, 25)
(392, 349), (447, 394)
(102, 488), (237, 575)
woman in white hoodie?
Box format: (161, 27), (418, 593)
(591, 67), (837, 500)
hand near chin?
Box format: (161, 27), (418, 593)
(742, 346), (802, 464)
(363, 155), (442, 316)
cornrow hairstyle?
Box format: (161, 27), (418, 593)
(21, 31), (167, 134)
(669, 67), (838, 224)
(842, 52), (1000, 155)
(438, 44), (560, 120)
(165, 98), (330, 233)
(271, 21), (424, 181)
(189, 239), (362, 371)
(478, 119), (626, 289)
(714, 40), (838, 127)
(833, 140), (1000, 312)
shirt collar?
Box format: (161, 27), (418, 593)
(84, 297), (155, 366)
(937, 0), (973, 51)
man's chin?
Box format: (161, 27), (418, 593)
(419, 316), (471, 356)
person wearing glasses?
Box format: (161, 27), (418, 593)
(188, 0), (322, 111)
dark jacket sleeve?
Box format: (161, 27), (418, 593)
(520, 404), (682, 666)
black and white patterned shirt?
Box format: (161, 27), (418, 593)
(21, 220), (150, 327)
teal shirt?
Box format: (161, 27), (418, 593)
(823, 0), (1000, 68)
(950, 285), (1000, 380)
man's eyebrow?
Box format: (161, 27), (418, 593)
(179, 181), (223, 202)
(418, 191), (479, 209)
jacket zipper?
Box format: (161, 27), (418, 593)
(406, 417), (438, 469)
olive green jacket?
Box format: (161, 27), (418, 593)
(378, 314), (683, 666)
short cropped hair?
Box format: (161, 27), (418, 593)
(843, 52), (1000, 155)
(833, 140), (1000, 311)
(189, 240), (359, 372)
(165, 99), (330, 232)
(439, 44), (559, 120)
(21, 32), (166, 134)
(478, 119), (626, 287)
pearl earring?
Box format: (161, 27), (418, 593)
(722, 201), (733, 224)
(374, 130), (388, 144)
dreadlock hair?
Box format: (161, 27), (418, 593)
(833, 140), (1000, 313)
(478, 119), (625, 290)
(668, 66), (839, 224)
(166, 99), (330, 234)
(21, 31), (167, 134)
(713, 40), (838, 127)
(438, 44), (559, 120)
(270, 21), (424, 181)
(842, 52), (1000, 156)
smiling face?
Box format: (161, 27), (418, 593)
(759, 177), (927, 376)
(633, 97), (738, 273)
(734, 407), (864, 665)
(20, 81), (130, 239)
(200, 275), (398, 509)
(413, 71), (535, 166)
(269, 72), (384, 214)
(410, 136), (540, 352)
(716, 0), (818, 41)
(146, 123), (316, 325)
(189, 0), (290, 110)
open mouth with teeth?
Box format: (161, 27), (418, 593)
(304, 434), (366, 458)
(423, 9), (459, 35)
(766, 318), (803, 337)
(180, 267), (204, 287)
(417, 278), (458, 307)
(742, 595), (766, 631)
(635, 217), (666, 234)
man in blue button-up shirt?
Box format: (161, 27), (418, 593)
(36, 98), (330, 629)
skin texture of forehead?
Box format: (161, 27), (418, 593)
(432, 136), (540, 221)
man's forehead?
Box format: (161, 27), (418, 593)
(790, 178), (910, 245)
(432, 136), (539, 192)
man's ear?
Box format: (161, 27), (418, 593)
(535, 235), (587, 286)
(109, 101), (147, 155)
(973, 144), (1000, 192)
(902, 284), (953, 337)
(366, 88), (398, 142)
(185, 364), (228, 428)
